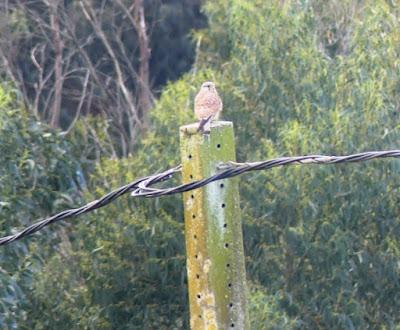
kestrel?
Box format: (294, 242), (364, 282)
(194, 81), (223, 132)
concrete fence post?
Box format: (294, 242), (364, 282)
(180, 121), (249, 330)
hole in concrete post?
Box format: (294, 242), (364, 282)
(229, 303), (233, 308)
(220, 183), (224, 188)
(217, 143), (221, 149)
(194, 234), (197, 239)
(192, 214), (196, 219)
(196, 274), (200, 279)
(225, 243), (229, 248)
(228, 283), (232, 288)
(223, 223), (227, 228)
(191, 194), (194, 199)
(197, 294), (201, 299)
(221, 203), (226, 208)
(230, 323), (235, 328)
(190, 174), (193, 179)
(188, 154), (192, 159)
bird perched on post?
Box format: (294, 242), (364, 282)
(194, 81), (223, 132)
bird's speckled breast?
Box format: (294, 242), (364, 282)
(194, 90), (223, 120)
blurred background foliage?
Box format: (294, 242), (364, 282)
(0, 84), (84, 327)
(1, 0), (400, 329)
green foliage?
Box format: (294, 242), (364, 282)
(140, 0), (400, 327)
(248, 284), (299, 329)
(21, 157), (188, 329)
(198, 0), (400, 327)
(7, 0), (400, 328)
(17, 71), (220, 329)
(0, 84), (83, 328)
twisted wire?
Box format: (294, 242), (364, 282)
(0, 166), (181, 246)
(2, 150), (400, 245)
(131, 150), (400, 197)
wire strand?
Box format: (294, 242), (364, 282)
(131, 150), (400, 197)
(2, 150), (400, 246)
(0, 166), (181, 246)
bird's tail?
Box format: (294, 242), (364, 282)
(197, 115), (213, 133)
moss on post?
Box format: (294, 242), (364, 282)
(180, 121), (249, 330)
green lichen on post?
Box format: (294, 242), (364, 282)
(180, 121), (249, 330)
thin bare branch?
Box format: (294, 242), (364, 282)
(79, 0), (141, 131)
(65, 69), (90, 134)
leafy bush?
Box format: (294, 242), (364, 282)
(199, 1), (400, 327)
(0, 84), (83, 328)
(20, 156), (188, 329)
(10, 0), (400, 328)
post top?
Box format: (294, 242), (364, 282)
(180, 121), (233, 135)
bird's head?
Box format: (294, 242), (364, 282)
(201, 81), (217, 92)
